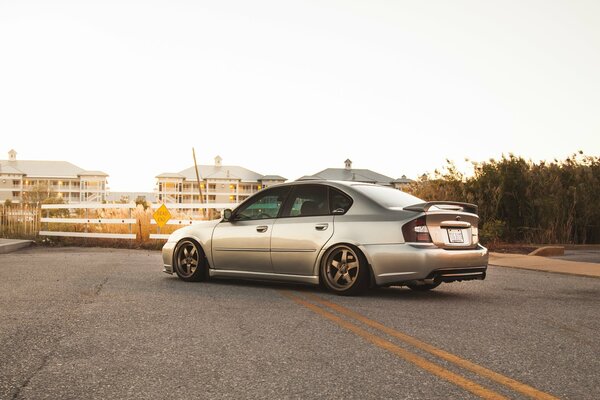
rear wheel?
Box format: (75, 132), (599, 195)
(321, 245), (369, 296)
(173, 239), (207, 282)
(406, 281), (441, 291)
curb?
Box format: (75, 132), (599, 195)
(489, 263), (600, 279)
(0, 240), (34, 254)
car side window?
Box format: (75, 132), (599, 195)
(282, 185), (329, 217)
(329, 187), (353, 214)
(233, 187), (290, 221)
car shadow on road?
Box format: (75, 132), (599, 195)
(163, 275), (474, 302)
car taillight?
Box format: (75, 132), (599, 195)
(402, 216), (432, 243)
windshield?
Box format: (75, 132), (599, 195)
(353, 185), (423, 208)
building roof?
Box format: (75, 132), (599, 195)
(0, 164), (24, 175)
(0, 160), (83, 178)
(78, 170), (109, 177)
(0, 157), (107, 179)
(260, 175), (287, 181)
(165, 164), (265, 183)
(304, 168), (395, 185)
(155, 172), (185, 179)
(297, 175), (319, 181)
(156, 156), (287, 184)
(392, 175), (415, 184)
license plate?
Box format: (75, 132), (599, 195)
(447, 229), (464, 243)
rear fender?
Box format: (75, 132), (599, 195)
(313, 240), (375, 286)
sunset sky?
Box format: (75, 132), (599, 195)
(1, 0), (599, 191)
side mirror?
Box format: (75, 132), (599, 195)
(223, 209), (233, 222)
(332, 208), (345, 215)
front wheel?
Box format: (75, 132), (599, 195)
(321, 245), (369, 296)
(173, 239), (207, 282)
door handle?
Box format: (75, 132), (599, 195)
(256, 225), (268, 233)
(315, 223), (329, 231)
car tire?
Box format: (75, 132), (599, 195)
(406, 281), (441, 291)
(320, 244), (369, 296)
(173, 239), (207, 282)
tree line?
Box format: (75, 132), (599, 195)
(406, 152), (600, 245)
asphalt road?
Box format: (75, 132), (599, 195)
(1, 247), (599, 400)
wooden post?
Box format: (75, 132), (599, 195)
(192, 148), (207, 219)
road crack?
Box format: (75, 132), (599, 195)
(11, 354), (50, 400)
(94, 277), (109, 296)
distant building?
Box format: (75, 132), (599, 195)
(155, 156), (286, 204)
(105, 192), (157, 204)
(391, 175), (414, 190)
(300, 159), (414, 188)
(0, 149), (108, 203)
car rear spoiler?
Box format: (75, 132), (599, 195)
(403, 201), (478, 214)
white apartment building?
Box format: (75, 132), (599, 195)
(156, 156), (286, 205)
(0, 150), (108, 203)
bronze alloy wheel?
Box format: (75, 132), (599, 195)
(174, 240), (206, 282)
(322, 245), (369, 295)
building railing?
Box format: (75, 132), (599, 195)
(156, 189), (259, 195)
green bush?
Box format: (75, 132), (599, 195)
(480, 219), (506, 246)
(407, 152), (600, 244)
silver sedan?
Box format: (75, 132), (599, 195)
(162, 180), (488, 295)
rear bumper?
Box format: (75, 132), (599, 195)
(361, 243), (489, 286)
(424, 267), (487, 283)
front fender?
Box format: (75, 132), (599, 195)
(163, 220), (220, 268)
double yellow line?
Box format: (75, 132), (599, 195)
(280, 291), (558, 400)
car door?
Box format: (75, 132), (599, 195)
(212, 186), (290, 272)
(271, 184), (335, 276)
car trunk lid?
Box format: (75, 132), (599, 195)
(403, 202), (479, 249)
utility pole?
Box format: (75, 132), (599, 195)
(192, 148), (207, 219)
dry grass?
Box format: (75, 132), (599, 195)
(3, 204), (212, 249)
(0, 204), (40, 239)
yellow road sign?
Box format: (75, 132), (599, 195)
(153, 204), (172, 228)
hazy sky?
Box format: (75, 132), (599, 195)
(1, 0), (599, 191)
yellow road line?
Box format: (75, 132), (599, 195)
(306, 293), (559, 400)
(280, 291), (508, 400)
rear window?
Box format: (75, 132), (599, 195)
(353, 185), (423, 208)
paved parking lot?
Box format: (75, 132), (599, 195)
(1, 247), (599, 399)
